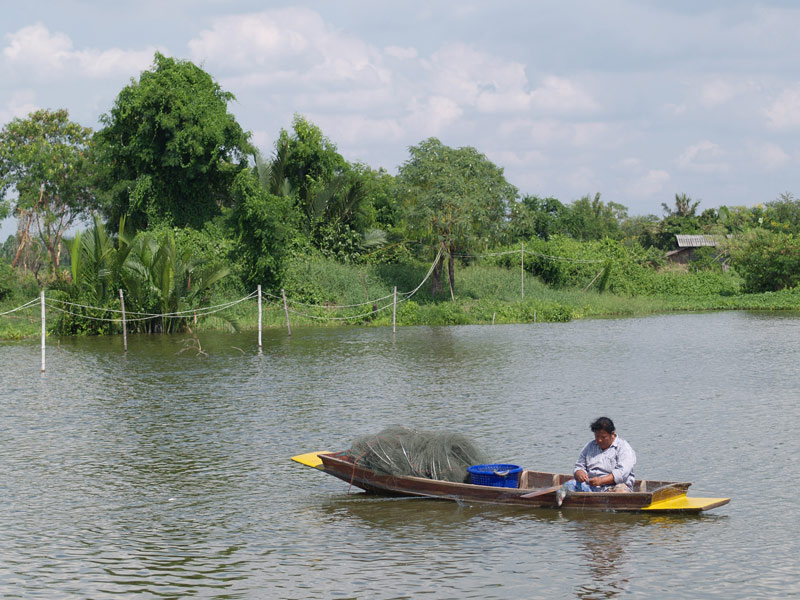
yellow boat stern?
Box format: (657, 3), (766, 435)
(643, 495), (731, 513)
(291, 451), (330, 470)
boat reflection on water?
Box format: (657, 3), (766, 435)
(316, 493), (558, 533)
(568, 511), (725, 598)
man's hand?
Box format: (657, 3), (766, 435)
(588, 474), (614, 487)
(575, 470), (589, 483)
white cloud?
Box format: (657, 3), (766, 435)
(426, 43), (530, 112)
(676, 140), (730, 173)
(529, 76), (598, 113)
(385, 45), (417, 60)
(0, 90), (37, 124)
(2, 23), (156, 80)
(699, 79), (739, 107)
(3, 23), (72, 70)
(188, 8), (390, 88)
(665, 103), (688, 116)
(425, 46), (597, 116)
(626, 169), (671, 198)
(310, 113), (406, 146)
(562, 166), (597, 194)
(487, 149), (548, 169)
(750, 141), (791, 170)
(405, 95), (463, 136)
(617, 157), (642, 170)
(504, 118), (608, 148)
(764, 84), (800, 129)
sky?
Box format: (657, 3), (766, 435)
(2, 0), (799, 240)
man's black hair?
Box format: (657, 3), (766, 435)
(590, 417), (615, 434)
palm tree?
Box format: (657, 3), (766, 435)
(662, 193), (700, 218)
(120, 230), (230, 333)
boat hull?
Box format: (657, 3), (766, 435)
(308, 451), (730, 513)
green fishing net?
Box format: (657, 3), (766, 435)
(345, 426), (489, 482)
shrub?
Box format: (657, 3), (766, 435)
(728, 230), (800, 292)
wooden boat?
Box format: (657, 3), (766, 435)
(292, 451), (730, 513)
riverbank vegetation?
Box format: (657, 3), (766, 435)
(2, 53), (799, 340)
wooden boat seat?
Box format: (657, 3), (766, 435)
(519, 471), (652, 492)
(518, 470), (572, 489)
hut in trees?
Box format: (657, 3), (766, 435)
(665, 234), (727, 267)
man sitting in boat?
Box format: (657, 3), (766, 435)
(558, 417), (636, 504)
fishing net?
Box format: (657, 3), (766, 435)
(345, 426), (489, 483)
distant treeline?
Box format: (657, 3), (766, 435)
(2, 52), (799, 335)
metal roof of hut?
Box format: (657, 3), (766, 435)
(675, 234), (723, 248)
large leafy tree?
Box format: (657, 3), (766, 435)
(0, 109), (95, 274)
(398, 137), (518, 298)
(267, 116), (384, 261)
(278, 114), (348, 210)
(230, 170), (300, 289)
(94, 52), (253, 230)
(560, 193), (628, 241)
(508, 195), (566, 242)
(728, 229), (800, 292)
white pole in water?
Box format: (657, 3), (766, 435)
(119, 289), (128, 353)
(392, 286), (397, 333)
(257, 285), (263, 349)
(40, 290), (45, 372)
(282, 289), (291, 336)
(521, 242), (524, 300)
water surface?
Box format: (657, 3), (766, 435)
(1, 312), (798, 598)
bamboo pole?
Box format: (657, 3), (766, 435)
(521, 242), (525, 300)
(257, 285), (263, 349)
(119, 289), (127, 353)
(392, 286), (397, 333)
(282, 289), (291, 336)
(583, 268), (605, 292)
(40, 290), (45, 372)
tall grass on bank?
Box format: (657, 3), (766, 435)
(198, 258), (800, 331)
(3, 257), (800, 340)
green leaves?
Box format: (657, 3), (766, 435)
(94, 52), (253, 230)
(0, 108), (95, 274)
(397, 137), (518, 295)
(728, 230), (800, 292)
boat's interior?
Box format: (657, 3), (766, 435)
(517, 470), (678, 493)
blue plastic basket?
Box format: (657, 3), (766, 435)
(467, 464), (522, 488)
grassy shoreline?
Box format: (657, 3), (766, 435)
(3, 283), (799, 341)
(2, 260), (799, 340)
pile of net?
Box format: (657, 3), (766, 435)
(345, 426), (489, 483)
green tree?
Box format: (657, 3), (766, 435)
(277, 114), (348, 210)
(266, 116), (387, 261)
(398, 137), (518, 298)
(230, 170), (300, 289)
(652, 193), (702, 249)
(51, 216), (128, 335)
(763, 192), (800, 234)
(65, 215), (126, 306)
(560, 193), (627, 241)
(508, 195), (565, 242)
(727, 230), (800, 292)
(662, 192), (700, 218)
(620, 214), (660, 247)
(120, 228), (230, 333)
(0, 109), (95, 274)
(94, 52), (253, 230)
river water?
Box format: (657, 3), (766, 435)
(1, 311), (798, 599)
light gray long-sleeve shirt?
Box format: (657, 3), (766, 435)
(574, 436), (636, 490)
